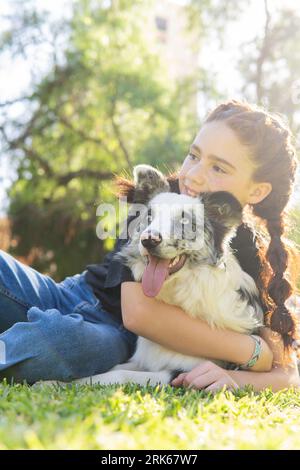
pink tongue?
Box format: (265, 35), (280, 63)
(142, 255), (170, 297)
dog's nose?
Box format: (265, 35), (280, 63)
(141, 230), (162, 249)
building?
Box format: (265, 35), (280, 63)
(147, 0), (199, 82)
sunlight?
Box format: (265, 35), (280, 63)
(274, 0), (300, 10)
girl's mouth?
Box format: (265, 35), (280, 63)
(183, 184), (199, 197)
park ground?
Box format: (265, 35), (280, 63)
(1, 381), (300, 450)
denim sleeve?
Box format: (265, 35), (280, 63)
(104, 215), (138, 287)
(120, 266), (135, 283)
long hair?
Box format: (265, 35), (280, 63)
(205, 99), (300, 359)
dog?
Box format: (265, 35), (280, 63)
(41, 164), (264, 387)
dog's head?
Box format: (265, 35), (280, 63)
(122, 164), (243, 296)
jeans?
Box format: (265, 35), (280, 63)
(0, 250), (137, 384)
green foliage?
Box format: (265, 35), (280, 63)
(0, 0), (199, 279)
(1, 380), (300, 449)
(1, 0), (299, 279)
(288, 206), (300, 248)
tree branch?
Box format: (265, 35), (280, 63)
(255, 0), (271, 103)
(23, 148), (53, 176)
(110, 98), (132, 171)
(111, 115), (132, 171)
(0, 95), (33, 108)
(57, 169), (113, 185)
(58, 114), (120, 161)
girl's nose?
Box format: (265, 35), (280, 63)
(186, 163), (206, 189)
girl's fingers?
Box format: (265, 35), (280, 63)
(205, 380), (237, 394)
(179, 361), (218, 386)
(204, 381), (227, 393)
(171, 372), (188, 386)
(186, 370), (220, 390)
(171, 363), (229, 391)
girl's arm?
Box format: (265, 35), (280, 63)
(121, 282), (273, 372)
(227, 360), (299, 392)
(171, 323), (300, 392)
(227, 328), (300, 391)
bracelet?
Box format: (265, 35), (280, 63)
(235, 335), (262, 371)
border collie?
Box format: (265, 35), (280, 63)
(52, 164), (265, 386)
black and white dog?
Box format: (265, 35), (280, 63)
(47, 164), (264, 387)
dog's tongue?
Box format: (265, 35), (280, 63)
(142, 255), (170, 297)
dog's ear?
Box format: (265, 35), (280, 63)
(132, 164), (170, 204)
(201, 191), (243, 228)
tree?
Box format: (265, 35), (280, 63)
(0, 0), (201, 279)
(238, 0), (300, 134)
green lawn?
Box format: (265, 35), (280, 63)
(1, 381), (300, 450)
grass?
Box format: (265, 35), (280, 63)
(1, 381), (300, 450)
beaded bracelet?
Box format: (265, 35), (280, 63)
(235, 335), (262, 371)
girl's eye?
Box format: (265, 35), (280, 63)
(213, 165), (226, 174)
(188, 153), (198, 161)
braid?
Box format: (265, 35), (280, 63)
(250, 137), (299, 355)
(263, 215), (297, 350)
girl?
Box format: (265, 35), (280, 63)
(0, 99), (298, 391)
(119, 99), (300, 392)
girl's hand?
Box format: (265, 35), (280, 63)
(171, 361), (239, 393)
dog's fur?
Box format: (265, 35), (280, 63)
(44, 165), (264, 387)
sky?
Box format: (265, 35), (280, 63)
(0, 0), (300, 214)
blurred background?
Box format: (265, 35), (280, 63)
(0, 0), (299, 280)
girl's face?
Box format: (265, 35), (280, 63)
(178, 121), (272, 208)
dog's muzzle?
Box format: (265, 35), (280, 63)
(140, 230), (162, 250)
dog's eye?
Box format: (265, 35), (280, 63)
(180, 217), (190, 225)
